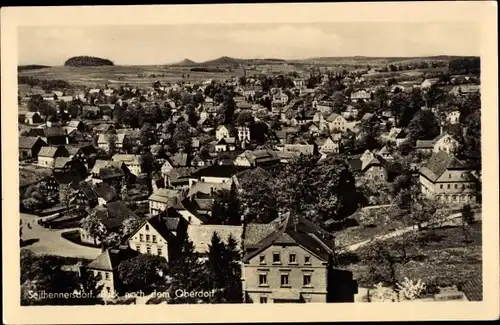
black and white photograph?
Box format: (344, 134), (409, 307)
(2, 2), (498, 324)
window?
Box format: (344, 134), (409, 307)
(281, 274), (290, 286)
(106, 287), (111, 294)
(259, 274), (268, 286)
(146, 247), (151, 254)
(157, 248), (162, 256)
(449, 174), (451, 178)
(303, 274), (312, 287)
(273, 253), (281, 264)
(447, 184), (451, 189)
(136, 245), (141, 252)
(289, 253), (297, 264)
(152, 235), (157, 243)
(304, 256), (311, 264)
(260, 297), (268, 304)
(455, 184), (458, 189)
(139, 234), (144, 242)
(146, 235), (150, 242)
(105, 272), (110, 280)
(259, 255), (266, 264)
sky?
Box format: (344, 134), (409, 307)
(18, 23), (480, 66)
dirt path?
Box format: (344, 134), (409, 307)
(344, 211), (481, 252)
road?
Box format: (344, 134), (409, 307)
(21, 213), (101, 260)
(344, 211), (482, 252)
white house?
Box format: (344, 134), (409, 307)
(216, 125), (231, 141)
(112, 154), (142, 176)
(446, 110), (461, 124)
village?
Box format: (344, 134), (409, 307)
(18, 56), (482, 305)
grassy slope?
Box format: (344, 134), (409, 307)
(346, 221), (482, 290)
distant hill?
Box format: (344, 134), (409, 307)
(197, 56), (288, 67)
(64, 56), (114, 67)
(170, 58), (198, 66)
(291, 55), (476, 66)
(18, 65), (51, 72)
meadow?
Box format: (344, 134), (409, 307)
(18, 65), (244, 88)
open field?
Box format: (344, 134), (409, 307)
(18, 65), (245, 88)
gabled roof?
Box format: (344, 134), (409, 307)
(91, 160), (125, 175)
(86, 248), (139, 271)
(19, 136), (45, 150)
(243, 213), (335, 262)
(54, 157), (72, 169)
(415, 140), (434, 149)
(187, 224), (243, 254)
(98, 167), (125, 180)
(326, 113), (340, 122)
(38, 146), (61, 158)
(93, 182), (117, 203)
(148, 188), (181, 203)
(95, 201), (137, 230)
(419, 151), (471, 182)
(112, 154), (140, 165)
(187, 181), (231, 198)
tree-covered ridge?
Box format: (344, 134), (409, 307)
(64, 56), (114, 67)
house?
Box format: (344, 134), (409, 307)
(273, 92), (289, 105)
(187, 224), (243, 256)
(80, 201), (137, 246)
(94, 123), (115, 135)
(82, 106), (101, 118)
(73, 181), (99, 208)
(450, 84), (480, 96)
(187, 181), (231, 200)
(188, 165), (247, 185)
(377, 146), (393, 161)
(128, 210), (188, 261)
(360, 150), (388, 181)
(92, 167), (126, 186)
(350, 90), (371, 102)
(84, 246), (139, 299)
(97, 133), (127, 153)
(237, 126), (251, 141)
(417, 133), (459, 155)
(242, 212), (358, 303)
(169, 152), (189, 168)
(445, 110), (461, 124)
(215, 137), (236, 152)
(283, 144), (315, 156)
(37, 146), (70, 168)
(112, 154), (142, 176)
(234, 149), (280, 167)
(27, 127), (68, 146)
(90, 160), (130, 179)
(66, 120), (86, 133)
(148, 188), (183, 216)
(24, 111), (43, 125)
(419, 151), (478, 205)
(19, 136), (47, 160)
(325, 113), (349, 132)
(421, 78), (439, 89)
(318, 136), (340, 155)
(216, 125), (231, 141)
(394, 129), (408, 146)
(65, 144), (97, 167)
(293, 79), (305, 87)
(93, 182), (118, 206)
(190, 154), (207, 167)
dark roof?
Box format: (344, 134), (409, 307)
(54, 157), (72, 169)
(190, 165), (249, 179)
(95, 201), (136, 230)
(243, 213), (335, 262)
(347, 158), (363, 172)
(461, 276), (483, 301)
(419, 152), (469, 182)
(19, 136), (45, 150)
(43, 127), (67, 138)
(51, 171), (84, 186)
(86, 247), (139, 271)
(77, 181), (98, 201)
(93, 182), (117, 203)
(98, 167), (125, 180)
